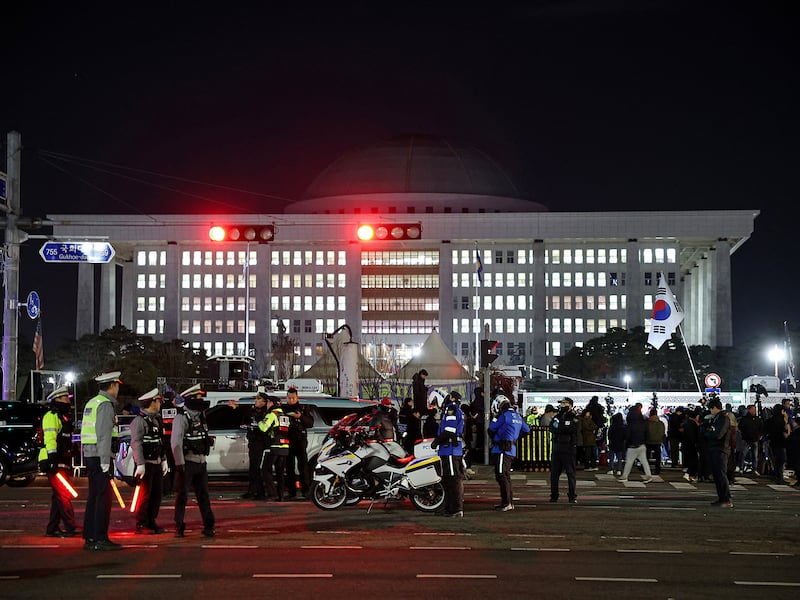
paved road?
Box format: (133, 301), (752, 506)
(0, 466), (798, 599)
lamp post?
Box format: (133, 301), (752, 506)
(768, 344), (785, 379)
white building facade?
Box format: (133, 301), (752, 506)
(48, 137), (757, 379)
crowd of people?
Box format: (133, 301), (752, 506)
(40, 367), (800, 547)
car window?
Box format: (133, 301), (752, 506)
(313, 405), (375, 427)
(205, 405), (248, 430)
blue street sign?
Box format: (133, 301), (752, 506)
(705, 387), (721, 394)
(25, 291), (40, 320)
(39, 241), (116, 264)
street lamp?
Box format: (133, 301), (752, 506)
(768, 344), (785, 379)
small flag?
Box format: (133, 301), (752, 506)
(32, 318), (44, 369)
(647, 273), (684, 350)
(475, 248), (484, 285)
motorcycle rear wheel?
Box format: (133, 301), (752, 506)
(409, 482), (445, 512)
(310, 480), (348, 510)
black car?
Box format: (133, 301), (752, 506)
(0, 401), (47, 487)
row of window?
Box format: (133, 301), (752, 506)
(362, 298), (440, 311)
(270, 273), (347, 288)
(362, 250), (439, 266)
(271, 296), (347, 312)
(361, 274), (440, 289)
(180, 274), (256, 289)
(363, 320), (440, 334)
(143, 246), (675, 271)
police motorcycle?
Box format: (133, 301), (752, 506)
(310, 423), (445, 513)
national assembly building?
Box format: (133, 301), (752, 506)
(47, 136), (758, 380)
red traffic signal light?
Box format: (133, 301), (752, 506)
(356, 223), (422, 242)
(480, 339), (499, 369)
(209, 224), (274, 243)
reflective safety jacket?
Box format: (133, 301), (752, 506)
(259, 407), (290, 452)
(435, 404), (465, 457)
(81, 392), (118, 463)
(38, 408), (74, 465)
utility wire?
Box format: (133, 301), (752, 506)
(529, 366), (630, 392)
(36, 148), (296, 213)
(37, 155), (160, 222)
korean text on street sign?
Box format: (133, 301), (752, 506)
(39, 241), (116, 264)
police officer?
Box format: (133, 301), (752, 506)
(283, 387), (313, 500)
(549, 397), (579, 504)
(230, 393), (269, 500)
(131, 388), (168, 534)
(39, 385), (79, 537)
(488, 395), (530, 512)
(431, 392), (466, 517)
(81, 371), (123, 551)
(258, 395), (290, 501)
(172, 384), (216, 537)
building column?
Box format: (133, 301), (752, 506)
(163, 243), (180, 340)
(713, 239), (733, 346)
(625, 239), (642, 332)
(532, 240), (546, 373)
(121, 258), (134, 332)
(98, 262), (116, 332)
(438, 240), (453, 346)
(76, 263), (94, 337)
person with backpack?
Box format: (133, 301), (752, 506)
(39, 385), (79, 538)
(172, 384), (215, 538)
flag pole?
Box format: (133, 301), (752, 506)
(474, 242), (480, 375)
(677, 324), (703, 394)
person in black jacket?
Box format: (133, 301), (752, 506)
(767, 403), (791, 484)
(412, 369), (429, 415)
(618, 403), (652, 483)
(229, 393), (269, 499)
(703, 398), (732, 507)
(283, 387), (314, 500)
(667, 406), (685, 469)
(737, 404), (764, 475)
(549, 397), (578, 503)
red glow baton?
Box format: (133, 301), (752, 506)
(129, 483), (142, 513)
(110, 478), (126, 509)
(55, 471), (78, 499)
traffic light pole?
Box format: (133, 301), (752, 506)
(1, 131), (22, 401)
(483, 364), (491, 465)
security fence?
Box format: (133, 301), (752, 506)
(516, 426), (552, 471)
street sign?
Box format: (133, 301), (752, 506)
(705, 387), (721, 394)
(39, 241), (116, 264)
(704, 373), (721, 388)
(25, 291), (40, 320)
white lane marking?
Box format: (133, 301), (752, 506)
(410, 546), (471, 550)
(415, 532), (472, 536)
(301, 545), (363, 549)
(602, 536), (661, 540)
(576, 577), (658, 583)
(417, 574), (497, 579)
(253, 574), (333, 578)
(734, 581), (800, 587)
(0, 529), (24, 532)
(229, 529), (280, 534)
(202, 545), (259, 549)
(316, 530), (355, 534)
(2, 545), (59, 549)
(510, 547), (570, 552)
(96, 575), (182, 579)
(509, 533), (565, 538)
(0, 576), (21, 580)
(617, 549), (682, 554)
(648, 507), (696, 511)
(730, 552), (794, 557)
(122, 544), (158, 548)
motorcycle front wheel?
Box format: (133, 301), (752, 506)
(310, 480), (348, 510)
(409, 482), (445, 512)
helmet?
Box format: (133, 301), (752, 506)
(427, 389), (446, 410)
(491, 395), (512, 416)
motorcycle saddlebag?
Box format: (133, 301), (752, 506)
(406, 455), (442, 488)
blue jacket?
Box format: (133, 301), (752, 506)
(435, 404), (465, 457)
(488, 408), (530, 458)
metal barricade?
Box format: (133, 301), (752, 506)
(516, 426), (552, 471)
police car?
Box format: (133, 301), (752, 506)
(0, 401), (48, 487)
(115, 395), (377, 480)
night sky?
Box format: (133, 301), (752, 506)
(2, 2), (798, 373)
